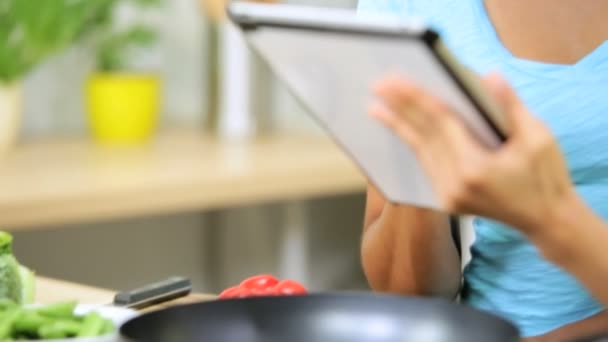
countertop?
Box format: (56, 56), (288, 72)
(36, 276), (216, 313)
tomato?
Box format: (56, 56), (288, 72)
(219, 275), (307, 300)
(218, 286), (241, 299)
(273, 280), (307, 295)
(235, 288), (253, 298)
(247, 288), (271, 297)
(264, 286), (281, 296)
(239, 274), (279, 290)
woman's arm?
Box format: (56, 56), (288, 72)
(533, 194), (608, 306)
(369, 72), (608, 306)
(362, 184), (461, 298)
(526, 196), (608, 341)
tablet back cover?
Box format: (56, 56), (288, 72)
(240, 20), (494, 209)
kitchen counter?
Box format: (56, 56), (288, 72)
(36, 276), (216, 313)
(0, 129), (366, 230)
(36, 276), (114, 305)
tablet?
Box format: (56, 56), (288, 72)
(227, 2), (509, 209)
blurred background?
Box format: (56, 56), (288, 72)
(0, 0), (369, 294)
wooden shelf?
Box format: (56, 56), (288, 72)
(0, 130), (366, 230)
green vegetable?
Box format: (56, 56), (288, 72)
(77, 312), (105, 337)
(0, 308), (21, 339)
(0, 298), (18, 311)
(0, 232), (22, 304)
(18, 265), (35, 305)
(38, 319), (82, 339)
(0, 231), (36, 305)
(0, 299), (116, 339)
(13, 311), (49, 334)
(0, 232), (117, 339)
(101, 318), (115, 335)
(35, 300), (78, 319)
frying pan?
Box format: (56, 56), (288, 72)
(119, 292), (520, 342)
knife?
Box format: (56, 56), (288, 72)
(111, 276), (192, 310)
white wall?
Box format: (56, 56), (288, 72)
(22, 0), (207, 139)
(21, 0), (357, 139)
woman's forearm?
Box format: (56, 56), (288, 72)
(361, 204), (461, 298)
(530, 194), (608, 306)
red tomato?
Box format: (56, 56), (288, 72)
(273, 280), (308, 295)
(263, 286), (280, 296)
(218, 286), (240, 299)
(235, 288), (253, 298)
(239, 274), (279, 290)
(248, 288), (271, 297)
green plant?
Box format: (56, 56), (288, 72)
(94, 0), (161, 72)
(0, 0), (160, 83)
(0, 0), (115, 84)
(97, 25), (157, 72)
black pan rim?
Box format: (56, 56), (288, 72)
(120, 291), (519, 339)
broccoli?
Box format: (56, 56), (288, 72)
(0, 231), (35, 304)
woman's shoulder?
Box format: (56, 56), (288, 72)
(357, 0), (493, 71)
(356, 0), (476, 40)
(356, 0), (406, 13)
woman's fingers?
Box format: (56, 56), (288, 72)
(367, 100), (419, 145)
(482, 73), (518, 112)
(482, 72), (535, 134)
(367, 72), (575, 230)
(482, 72), (554, 158)
(372, 75), (486, 157)
(372, 76), (436, 141)
(370, 75), (492, 211)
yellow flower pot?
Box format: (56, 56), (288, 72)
(86, 73), (160, 145)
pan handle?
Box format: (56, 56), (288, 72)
(112, 276), (192, 310)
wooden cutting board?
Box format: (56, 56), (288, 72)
(138, 293), (218, 313)
(36, 276), (217, 313)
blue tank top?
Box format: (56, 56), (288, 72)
(358, 0), (608, 337)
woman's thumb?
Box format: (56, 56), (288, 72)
(482, 72), (528, 131)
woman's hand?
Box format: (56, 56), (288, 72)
(370, 72), (608, 329)
(369, 73), (580, 238)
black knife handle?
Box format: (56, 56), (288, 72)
(113, 276), (192, 309)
